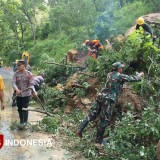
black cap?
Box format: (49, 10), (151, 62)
(17, 60), (26, 65)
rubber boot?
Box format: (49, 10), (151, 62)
(95, 128), (106, 145)
(76, 117), (89, 138)
(18, 111), (23, 124)
(12, 91), (17, 107)
(18, 111), (24, 129)
(22, 111), (28, 127)
(12, 99), (17, 107)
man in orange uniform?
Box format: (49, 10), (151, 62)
(84, 40), (104, 59)
(0, 75), (5, 110)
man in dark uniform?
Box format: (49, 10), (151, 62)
(136, 17), (153, 36)
(76, 62), (144, 147)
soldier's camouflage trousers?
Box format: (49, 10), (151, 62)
(89, 98), (115, 144)
(88, 99), (115, 124)
(77, 96), (115, 144)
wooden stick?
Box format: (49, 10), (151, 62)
(45, 61), (71, 67)
(12, 87), (32, 100)
(77, 71), (95, 77)
(35, 95), (46, 111)
(71, 83), (84, 88)
(22, 108), (54, 116)
(45, 61), (85, 69)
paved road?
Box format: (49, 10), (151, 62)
(0, 68), (70, 160)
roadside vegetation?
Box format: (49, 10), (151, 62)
(0, 0), (160, 159)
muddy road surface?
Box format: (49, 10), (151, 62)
(0, 68), (72, 160)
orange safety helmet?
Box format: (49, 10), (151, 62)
(91, 40), (99, 45)
(137, 17), (145, 25)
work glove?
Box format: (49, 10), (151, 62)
(88, 48), (97, 53)
(136, 71), (144, 78)
(32, 91), (38, 97)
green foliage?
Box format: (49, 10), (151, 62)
(38, 116), (59, 133)
(0, 0), (158, 68)
(95, 1), (152, 39)
(133, 79), (159, 99)
(38, 85), (68, 112)
(44, 65), (74, 86)
(112, 1), (152, 35)
(96, 52), (122, 81)
(73, 88), (86, 98)
(49, 0), (98, 38)
(87, 57), (98, 73)
(59, 109), (99, 159)
(82, 82), (91, 89)
(1, 1), (160, 159)
(10, 121), (19, 130)
(36, 25), (159, 159)
(104, 103), (160, 159)
(29, 33), (76, 67)
(143, 0), (160, 12)
(38, 22), (51, 39)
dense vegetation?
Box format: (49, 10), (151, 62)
(1, 0), (160, 159)
(0, 0), (159, 65)
(36, 29), (160, 159)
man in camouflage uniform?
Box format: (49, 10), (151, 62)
(76, 62), (144, 146)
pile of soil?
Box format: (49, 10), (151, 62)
(117, 85), (144, 112)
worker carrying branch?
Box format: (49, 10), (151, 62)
(76, 62), (144, 148)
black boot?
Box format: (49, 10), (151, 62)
(76, 117), (89, 138)
(18, 111), (23, 124)
(22, 111), (28, 127)
(95, 128), (106, 144)
(18, 111), (24, 129)
(12, 99), (17, 107)
(12, 91), (17, 107)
